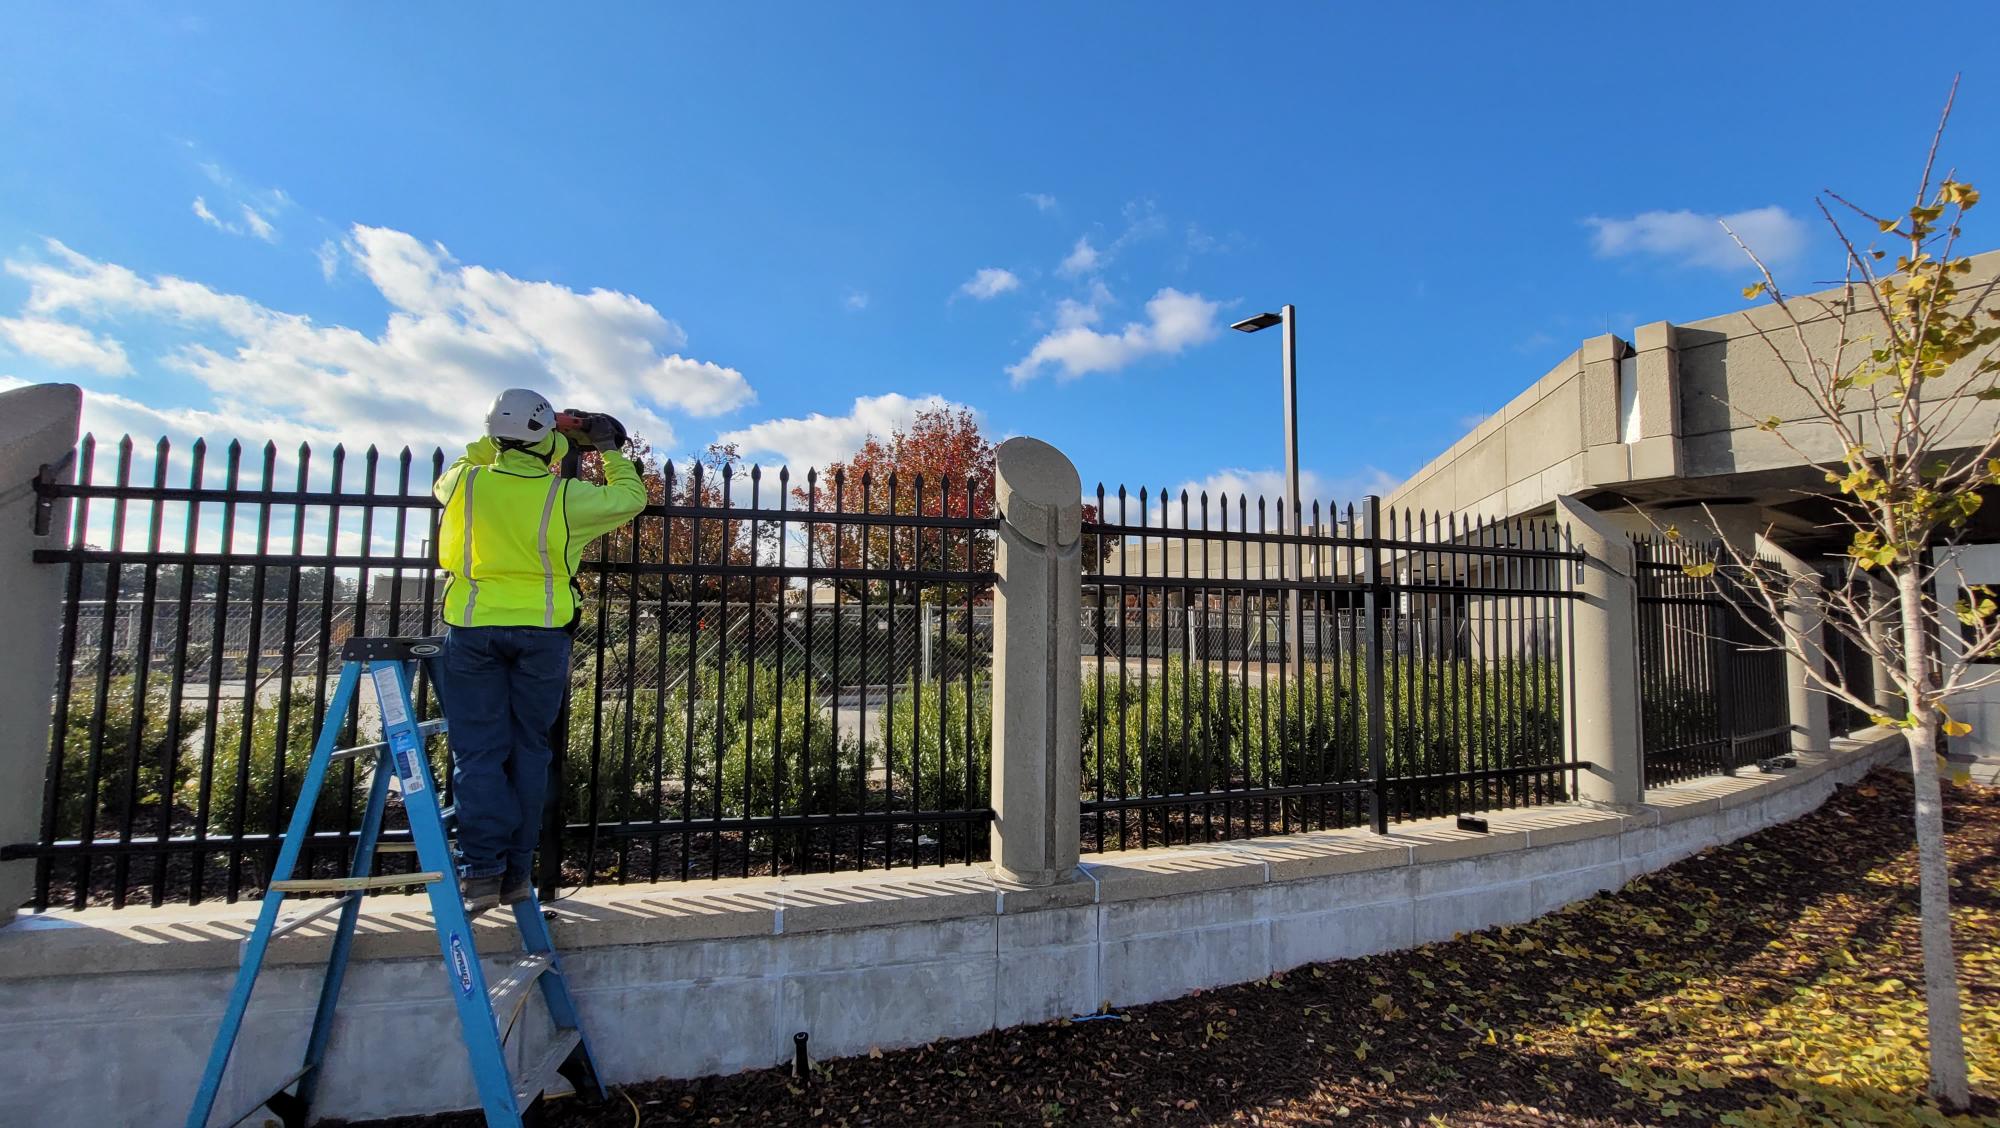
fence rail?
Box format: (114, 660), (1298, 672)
(6, 435), (999, 909)
(1079, 489), (1580, 851)
(1635, 537), (1791, 787)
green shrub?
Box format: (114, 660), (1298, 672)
(54, 677), (208, 835)
(186, 687), (345, 833)
(1078, 657), (1565, 808)
(876, 677), (992, 810)
(566, 661), (862, 825)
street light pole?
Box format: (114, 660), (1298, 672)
(1280, 305), (1304, 679)
(1232, 304), (1306, 678)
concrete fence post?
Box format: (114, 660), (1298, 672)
(1756, 534), (1834, 756)
(1863, 574), (1905, 719)
(0, 384), (83, 923)
(988, 437), (1082, 886)
(1553, 496), (1645, 808)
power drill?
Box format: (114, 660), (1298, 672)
(554, 410), (628, 452)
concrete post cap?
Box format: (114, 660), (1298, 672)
(0, 383), (83, 449)
(994, 437), (1081, 548)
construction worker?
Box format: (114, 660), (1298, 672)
(434, 388), (647, 912)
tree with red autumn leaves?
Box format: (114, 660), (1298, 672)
(791, 406), (1112, 602)
(791, 406), (998, 602)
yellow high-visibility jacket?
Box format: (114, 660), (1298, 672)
(433, 434), (648, 628)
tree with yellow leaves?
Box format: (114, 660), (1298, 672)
(1702, 80), (1999, 1110)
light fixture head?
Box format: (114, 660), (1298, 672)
(1231, 311), (1283, 333)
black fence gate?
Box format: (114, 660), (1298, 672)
(1635, 537), (1792, 787)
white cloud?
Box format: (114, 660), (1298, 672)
(187, 157), (289, 243)
(316, 239), (341, 282)
(844, 289), (870, 312)
(1583, 205), (1809, 271)
(192, 194), (281, 242)
(718, 392), (976, 471)
(1057, 236), (1099, 277)
(1166, 466), (1399, 520)
(1053, 279), (1114, 329)
(958, 267), (1021, 300)
(0, 315), (131, 375)
(1007, 288), (1219, 386)
(1023, 193), (1058, 213)
(240, 205), (275, 242)
(4, 227), (754, 452)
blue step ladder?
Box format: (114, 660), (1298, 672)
(185, 636), (605, 1128)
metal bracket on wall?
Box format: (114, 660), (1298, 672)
(30, 451), (74, 536)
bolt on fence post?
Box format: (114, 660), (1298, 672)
(988, 437), (1082, 886)
(0, 383), (83, 924)
(1361, 495), (1388, 834)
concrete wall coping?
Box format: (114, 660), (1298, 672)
(0, 729), (1899, 982)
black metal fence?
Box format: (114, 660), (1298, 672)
(7, 435), (997, 909)
(1079, 490), (1580, 851)
(1635, 537), (1791, 787)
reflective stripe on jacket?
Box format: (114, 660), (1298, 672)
(433, 435), (648, 628)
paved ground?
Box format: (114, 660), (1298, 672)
(349, 766), (1998, 1127)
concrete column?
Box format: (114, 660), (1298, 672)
(1553, 496), (1644, 808)
(0, 384), (83, 923)
(1862, 574), (1904, 719)
(1628, 322), (1684, 481)
(1756, 534), (1835, 756)
(988, 437), (1082, 886)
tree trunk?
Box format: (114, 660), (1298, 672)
(1898, 564), (1970, 1110)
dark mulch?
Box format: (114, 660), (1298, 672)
(348, 768), (1999, 1127)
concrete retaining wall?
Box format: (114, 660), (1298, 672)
(0, 734), (1898, 1126)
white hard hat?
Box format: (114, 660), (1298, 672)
(485, 388), (556, 444)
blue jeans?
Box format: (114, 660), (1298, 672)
(442, 625), (572, 882)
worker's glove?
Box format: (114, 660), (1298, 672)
(585, 412), (628, 453)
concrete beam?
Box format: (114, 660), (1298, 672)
(1553, 495), (1644, 809)
(0, 384), (82, 924)
(989, 437), (1083, 886)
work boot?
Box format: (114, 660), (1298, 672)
(461, 874), (503, 917)
(501, 873), (534, 906)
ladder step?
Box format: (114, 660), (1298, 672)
(268, 872), (444, 893)
(210, 1064), (309, 1128)
(488, 954), (554, 1039)
(329, 718), (448, 763)
(261, 892), (360, 944)
(513, 1028), (583, 1107)
(374, 842), (419, 854)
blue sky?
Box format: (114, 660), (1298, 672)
(2, 3), (1997, 507)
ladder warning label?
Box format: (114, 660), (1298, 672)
(371, 665), (411, 728)
(448, 931), (474, 997)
